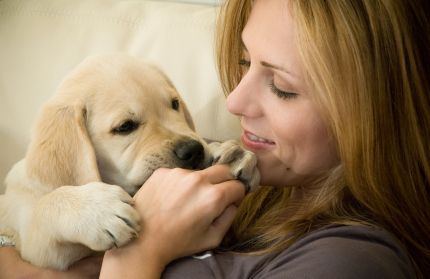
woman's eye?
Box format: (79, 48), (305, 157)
(112, 120), (139, 135)
(171, 98), (180, 111)
(239, 58), (251, 68)
(239, 59), (251, 76)
(269, 80), (298, 100)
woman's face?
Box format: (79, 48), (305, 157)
(227, 0), (339, 187)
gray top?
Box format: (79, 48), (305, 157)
(162, 225), (415, 279)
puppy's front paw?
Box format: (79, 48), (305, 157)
(67, 183), (141, 251)
(209, 140), (260, 193)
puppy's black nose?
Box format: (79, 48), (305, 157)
(173, 139), (204, 169)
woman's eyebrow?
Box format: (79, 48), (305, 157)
(260, 61), (294, 76)
(241, 37), (295, 77)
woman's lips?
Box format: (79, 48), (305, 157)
(241, 131), (275, 150)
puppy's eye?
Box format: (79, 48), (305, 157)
(112, 120), (139, 135)
(171, 98), (180, 111)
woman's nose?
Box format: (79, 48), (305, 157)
(226, 76), (261, 117)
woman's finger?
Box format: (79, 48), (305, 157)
(198, 164), (236, 184)
(208, 204), (238, 246)
(212, 179), (246, 207)
(68, 254), (103, 277)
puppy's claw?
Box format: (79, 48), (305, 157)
(238, 179), (251, 194)
(104, 230), (118, 249)
(122, 199), (135, 206)
(131, 231), (139, 240)
(213, 156), (220, 164)
(209, 140), (260, 192)
(116, 215), (134, 230)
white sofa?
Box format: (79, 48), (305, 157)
(0, 0), (241, 193)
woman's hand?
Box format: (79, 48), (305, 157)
(134, 165), (246, 261)
(100, 165), (246, 279)
(0, 247), (102, 279)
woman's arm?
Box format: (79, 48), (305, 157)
(100, 165), (246, 279)
(0, 247), (103, 279)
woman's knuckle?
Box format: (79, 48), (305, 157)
(208, 188), (225, 205)
(186, 171), (205, 185)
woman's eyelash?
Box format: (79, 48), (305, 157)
(269, 80), (298, 100)
(238, 59), (297, 100)
(239, 59), (251, 67)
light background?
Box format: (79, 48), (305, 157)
(157, 0), (220, 5)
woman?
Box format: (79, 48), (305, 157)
(2, 0), (429, 278)
(101, 0), (430, 278)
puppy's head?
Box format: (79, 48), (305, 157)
(26, 54), (212, 194)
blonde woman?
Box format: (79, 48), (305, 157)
(100, 0), (429, 278)
(2, 0), (429, 278)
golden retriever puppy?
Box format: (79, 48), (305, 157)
(0, 54), (259, 270)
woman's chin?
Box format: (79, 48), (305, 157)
(257, 163), (292, 187)
(254, 152), (293, 187)
(259, 173), (307, 188)
(257, 159), (310, 187)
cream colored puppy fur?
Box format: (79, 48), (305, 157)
(0, 54), (259, 270)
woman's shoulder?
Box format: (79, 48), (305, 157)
(163, 225), (416, 279)
(262, 224), (416, 278)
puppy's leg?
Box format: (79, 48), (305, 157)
(0, 196), (17, 247)
(209, 140), (260, 193)
(20, 182), (140, 270)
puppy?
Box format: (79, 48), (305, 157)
(0, 54), (259, 270)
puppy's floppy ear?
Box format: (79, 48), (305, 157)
(26, 100), (101, 187)
(150, 65), (196, 131)
(181, 101), (196, 131)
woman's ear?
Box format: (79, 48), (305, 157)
(26, 99), (101, 188)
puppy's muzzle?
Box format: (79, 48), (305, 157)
(173, 139), (205, 170)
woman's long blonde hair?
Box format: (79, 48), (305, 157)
(216, 0), (430, 277)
